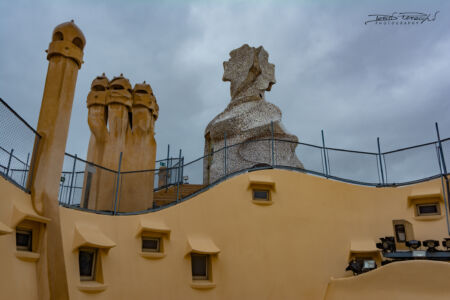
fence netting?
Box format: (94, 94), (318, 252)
(56, 136), (449, 214)
(0, 99), (40, 192)
(442, 138), (450, 175)
(326, 148), (380, 185)
(0, 98), (448, 214)
(59, 154), (118, 213)
(383, 142), (442, 185)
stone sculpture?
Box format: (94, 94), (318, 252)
(82, 74), (158, 212)
(204, 44), (303, 184)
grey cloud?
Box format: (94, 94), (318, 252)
(0, 0), (448, 181)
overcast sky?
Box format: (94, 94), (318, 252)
(1, 0), (449, 170)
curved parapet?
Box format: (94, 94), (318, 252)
(324, 260), (450, 300)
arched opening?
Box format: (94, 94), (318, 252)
(92, 85), (106, 91)
(135, 89), (148, 94)
(111, 84), (124, 90)
(52, 31), (63, 41)
(72, 37), (84, 50)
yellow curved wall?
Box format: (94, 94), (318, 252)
(0, 177), (39, 300)
(1, 169), (449, 299)
(324, 260), (450, 300)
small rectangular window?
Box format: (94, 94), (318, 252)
(394, 224), (406, 242)
(16, 228), (32, 251)
(253, 189), (269, 201)
(191, 254), (209, 280)
(416, 203), (440, 216)
(79, 248), (97, 281)
(363, 259), (376, 270)
(142, 237), (161, 252)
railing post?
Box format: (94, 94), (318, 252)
(321, 130), (329, 178)
(436, 122), (448, 175)
(23, 152), (30, 186)
(377, 137), (385, 186)
(113, 152), (123, 215)
(67, 154), (77, 205)
(435, 122), (450, 235)
(58, 176), (64, 205)
(271, 121), (275, 166)
(166, 144), (170, 189)
(224, 132), (227, 176)
(181, 157), (184, 182)
(176, 149), (182, 203)
(6, 148), (14, 177)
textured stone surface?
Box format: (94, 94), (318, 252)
(204, 44), (303, 184)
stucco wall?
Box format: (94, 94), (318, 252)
(324, 260), (450, 300)
(1, 170), (449, 299)
(0, 177), (39, 300)
(55, 169), (449, 300)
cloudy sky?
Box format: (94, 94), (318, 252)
(0, 0), (448, 173)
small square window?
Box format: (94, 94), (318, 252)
(394, 224), (406, 242)
(253, 189), (270, 201)
(16, 228), (32, 251)
(191, 254), (209, 280)
(142, 237), (161, 252)
(416, 203), (440, 216)
(79, 248), (97, 281)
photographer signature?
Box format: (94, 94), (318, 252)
(365, 11), (439, 25)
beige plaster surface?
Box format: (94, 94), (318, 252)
(83, 76), (158, 212)
(0, 177), (40, 300)
(55, 169), (450, 299)
(1, 169), (450, 299)
(29, 21), (85, 300)
(324, 260), (450, 300)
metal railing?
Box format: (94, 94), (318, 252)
(57, 125), (449, 215)
(0, 98), (40, 192)
(0, 98), (447, 214)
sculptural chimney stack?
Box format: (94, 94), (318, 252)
(30, 21), (85, 300)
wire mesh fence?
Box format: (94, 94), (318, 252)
(326, 148), (380, 185)
(383, 142), (442, 185)
(59, 154), (118, 214)
(0, 97), (447, 214)
(56, 134), (448, 214)
(442, 138), (450, 175)
(0, 98), (40, 192)
(153, 157), (184, 190)
(293, 142), (325, 174)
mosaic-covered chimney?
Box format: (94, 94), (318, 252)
(204, 44), (303, 184)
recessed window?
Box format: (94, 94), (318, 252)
(253, 189), (270, 201)
(191, 254), (209, 280)
(79, 248), (97, 281)
(416, 203), (440, 216)
(16, 228), (32, 251)
(52, 31), (63, 41)
(72, 37), (84, 50)
(394, 224), (406, 242)
(142, 237), (161, 252)
(111, 84), (124, 90)
(346, 257), (377, 275)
